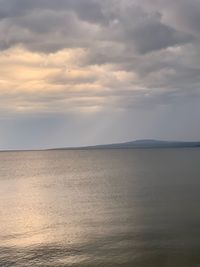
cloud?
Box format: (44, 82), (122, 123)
(0, 0), (200, 148)
(130, 20), (192, 54)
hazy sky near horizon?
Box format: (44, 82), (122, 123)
(0, 0), (200, 149)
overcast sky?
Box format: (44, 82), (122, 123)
(0, 0), (200, 149)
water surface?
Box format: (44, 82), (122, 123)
(0, 148), (200, 266)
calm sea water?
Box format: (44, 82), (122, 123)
(0, 148), (200, 267)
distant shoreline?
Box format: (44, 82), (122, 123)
(49, 140), (200, 151)
(1, 140), (200, 152)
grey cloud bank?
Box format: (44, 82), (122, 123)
(0, 0), (200, 149)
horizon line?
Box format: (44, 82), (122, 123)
(1, 139), (200, 152)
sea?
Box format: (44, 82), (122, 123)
(0, 148), (200, 267)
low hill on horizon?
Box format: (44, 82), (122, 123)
(51, 139), (200, 150)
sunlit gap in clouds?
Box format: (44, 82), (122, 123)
(0, 46), (136, 116)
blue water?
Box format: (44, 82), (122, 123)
(0, 148), (200, 266)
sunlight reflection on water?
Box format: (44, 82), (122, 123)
(1, 149), (200, 266)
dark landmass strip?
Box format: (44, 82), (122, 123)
(51, 140), (200, 150)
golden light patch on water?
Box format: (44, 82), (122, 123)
(0, 174), (86, 248)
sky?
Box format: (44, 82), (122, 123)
(0, 0), (200, 149)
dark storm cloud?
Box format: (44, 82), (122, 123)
(0, 0), (105, 52)
(0, 0), (193, 52)
(144, 0), (200, 37)
(130, 20), (192, 54)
